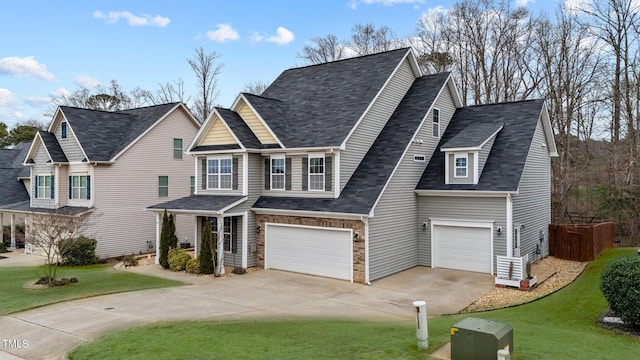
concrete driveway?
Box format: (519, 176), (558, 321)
(0, 264), (493, 360)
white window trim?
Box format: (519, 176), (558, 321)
(432, 108), (440, 138)
(173, 138), (183, 160)
(36, 174), (52, 199)
(308, 152), (325, 191)
(158, 176), (169, 197)
(270, 154), (285, 191)
(454, 154), (468, 178)
(69, 174), (89, 200)
(207, 155), (233, 190)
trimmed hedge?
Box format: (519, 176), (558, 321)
(600, 255), (640, 328)
(168, 248), (191, 272)
(59, 236), (98, 266)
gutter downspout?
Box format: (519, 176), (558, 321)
(506, 194), (513, 258)
(361, 216), (370, 285)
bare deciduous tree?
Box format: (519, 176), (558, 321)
(242, 80), (270, 96)
(143, 79), (191, 105)
(298, 34), (348, 64)
(188, 47), (223, 122)
(351, 23), (398, 56)
(26, 209), (93, 286)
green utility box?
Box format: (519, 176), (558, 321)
(450, 317), (513, 360)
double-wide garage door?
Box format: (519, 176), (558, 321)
(433, 224), (492, 273)
(265, 224), (352, 281)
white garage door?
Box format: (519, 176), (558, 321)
(266, 224), (352, 281)
(433, 225), (492, 273)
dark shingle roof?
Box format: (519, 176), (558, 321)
(416, 99), (545, 192)
(215, 107), (264, 149)
(441, 122), (503, 149)
(191, 144), (242, 152)
(253, 72), (450, 214)
(259, 48), (411, 148)
(147, 195), (246, 213)
(38, 131), (68, 162)
(60, 103), (179, 161)
(0, 201), (92, 215)
(0, 142), (31, 206)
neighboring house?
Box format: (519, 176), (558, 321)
(0, 103), (200, 258)
(148, 48), (557, 283)
(0, 141), (31, 247)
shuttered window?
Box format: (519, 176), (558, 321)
(69, 175), (89, 200)
(309, 155), (324, 191)
(271, 155), (285, 190)
(207, 157), (232, 190)
(36, 175), (53, 199)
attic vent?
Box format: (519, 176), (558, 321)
(414, 155), (426, 162)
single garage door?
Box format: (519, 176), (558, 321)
(433, 225), (492, 273)
(266, 224), (352, 281)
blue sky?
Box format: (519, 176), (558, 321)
(0, 0), (564, 128)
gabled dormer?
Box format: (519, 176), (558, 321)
(441, 123), (503, 185)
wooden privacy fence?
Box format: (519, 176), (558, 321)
(548, 222), (614, 262)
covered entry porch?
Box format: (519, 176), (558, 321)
(147, 195), (254, 272)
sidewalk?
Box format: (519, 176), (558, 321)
(0, 250), (47, 267)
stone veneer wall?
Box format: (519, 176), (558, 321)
(255, 214), (366, 284)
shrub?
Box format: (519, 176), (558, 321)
(186, 258), (201, 274)
(0, 241), (7, 253)
(59, 236), (98, 266)
(122, 254), (138, 267)
(600, 255), (640, 328)
(168, 248), (191, 272)
(199, 220), (215, 274)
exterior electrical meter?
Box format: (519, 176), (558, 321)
(450, 317), (513, 360)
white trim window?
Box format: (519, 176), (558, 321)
(223, 217), (232, 253)
(432, 108), (440, 138)
(271, 155), (285, 190)
(454, 154), (468, 178)
(158, 176), (169, 197)
(309, 154), (325, 191)
(173, 138), (183, 160)
(36, 175), (52, 199)
(70, 175), (88, 200)
(207, 157), (232, 190)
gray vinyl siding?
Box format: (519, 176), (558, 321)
(340, 58), (416, 192)
(224, 216), (243, 267)
(92, 108), (199, 258)
(512, 118), (551, 260)
(478, 136), (496, 175)
(368, 83), (457, 281)
(196, 155), (244, 196)
(447, 153), (475, 184)
(58, 166), (68, 207)
(417, 196), (507, 271)
(30, 145), (55, 209)
(55, 116), (85, 162)
(261, 154), (334, 197)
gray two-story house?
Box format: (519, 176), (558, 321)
(148, 48), (557, 284)
(1, 103), (200, 258)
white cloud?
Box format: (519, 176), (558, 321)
(206, 23), (240, 42)
(74, 75), (100, 88)
(24, 96), (53, 107)
(93, 10), (170, 27)
(266, 27), (295, 45)
(0, 88), (17, 106)
(515, 0), (535, 7)
(349, 0), (425, 9)
(0, 56), (55, 81)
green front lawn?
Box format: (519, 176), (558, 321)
(69, 248), (640, 360)
(0, 264), (183, 315)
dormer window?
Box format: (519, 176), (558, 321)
(454, 155), (468, 178)
(308, 154), (325, 191)
(61, 122), (67, 139)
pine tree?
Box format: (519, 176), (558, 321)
(199, 220), (215, 274)
(168, 214), (178, 249)
(159, 209), (170, 268)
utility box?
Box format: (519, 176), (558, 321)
(450, 317), (513, 360)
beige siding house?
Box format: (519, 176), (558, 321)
(1, 103), (200, 258)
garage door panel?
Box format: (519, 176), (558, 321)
(434, 225), (491, 273)
(266, 225), (352, 281)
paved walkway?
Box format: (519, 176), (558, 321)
(0, 255), (493, 360)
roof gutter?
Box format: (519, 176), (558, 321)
(251, 207), (367, 220)
(414, 190), (516, 197)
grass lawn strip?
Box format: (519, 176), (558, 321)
(69, 248), (639, 360)
(0, 264), (184, 315)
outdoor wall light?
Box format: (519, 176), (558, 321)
(256, 225), (261, 233)
(353, 232), (360, 240)
(497, 227), (502, 236)
(422, 222), (428, 229)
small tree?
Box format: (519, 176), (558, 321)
(159, 210), (171, 268)
(168, 214), (178, 249)
(26, 209), (92, 286)
(199, 220), (215, 274)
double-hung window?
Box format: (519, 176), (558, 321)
(173, 138), (183, 160)
(36, 175), (52, 199)
(432, 108), (440, 138)
(70, 175), (89, 200)
(454, 155), (468, 178)
(309, 154), (325, 191)
(271, 155), (285, 190)
(158, 176), (169, 197)
(207, 158), (232, 190)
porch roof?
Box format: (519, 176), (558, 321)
(146, 195), (247, 215)
(0, 201), (93, 216)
